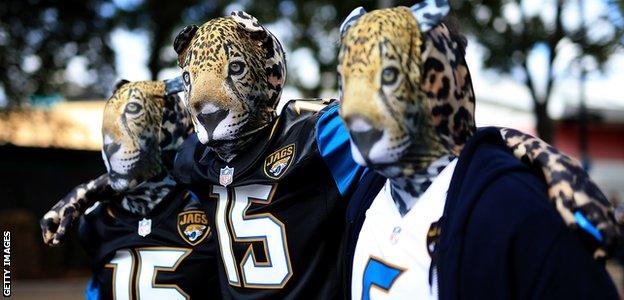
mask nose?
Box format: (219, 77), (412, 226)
(196, 108), (229, 140)
(102, 141), (120, 161)
(344, 115), (383, 160)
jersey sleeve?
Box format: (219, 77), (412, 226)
(172, 133), (201, 186)
(315, 103), (365, 197)
(78, 210), (99, 261)
(84, 278), (100, 300)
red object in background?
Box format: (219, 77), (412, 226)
(555, 121), (624, 160)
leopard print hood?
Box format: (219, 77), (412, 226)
(338, 1), (472, 215)
(339, 2), (470, 178)
(173, 11), (286, 162)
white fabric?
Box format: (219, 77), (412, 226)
(351, 159), (457, 300)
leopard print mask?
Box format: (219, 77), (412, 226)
(339, 4), (469, 178)
(173, 11), (286, 161)
(101, 79), (192, 214)
(102, 79), (192, 192)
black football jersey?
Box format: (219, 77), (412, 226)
(78, 187), (220, 300)
(173, 100), (365, 299)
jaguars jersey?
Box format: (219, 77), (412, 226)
(351, 160), (457, 300)
(78, 187), (220, 300)
(174, 100), (364, 299)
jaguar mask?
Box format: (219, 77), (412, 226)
(173, 11), (286, 162)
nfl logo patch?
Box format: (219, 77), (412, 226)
(220, 166), (234, 187)
(138, 218), (152, 237)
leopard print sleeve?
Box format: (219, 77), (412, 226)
(500, 127), (622, 257)
(40, 173), (115, 246)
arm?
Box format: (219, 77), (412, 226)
(499, 127), (622, 257)
(471, 170), (618, 299)
(316, 103), (366, 197)
(40, 173), (115, 246)
(527, 222), (619, 299)
(509, 197), (619, 299)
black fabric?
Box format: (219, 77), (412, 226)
(437, 127), (618, 299)
(173, 100), (349, 299)
(342, 168), (384, 299)
(78, 187), (220, 299)
(344, 127), (618, 299)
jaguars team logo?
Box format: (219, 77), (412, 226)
(264, 144), (296, 179)
(177, 210), (211, 246)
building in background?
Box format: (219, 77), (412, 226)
(0, 100), (105, 280)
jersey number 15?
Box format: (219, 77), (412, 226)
(212, 184), (293, 289)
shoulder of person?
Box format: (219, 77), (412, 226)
(459, 128), (561, 233)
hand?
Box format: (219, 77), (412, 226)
(40, 174), (114, 246)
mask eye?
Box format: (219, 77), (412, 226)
(183, 71), (191, 85)
(228, 61), (245, 76)
(125, 102), (142, 114)
(381, 66), (399, 86)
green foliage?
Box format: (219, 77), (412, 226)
(0, 0), (116, 106)
(449, 0), (623, 142)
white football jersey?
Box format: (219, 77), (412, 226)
(351, 159), (457, 300)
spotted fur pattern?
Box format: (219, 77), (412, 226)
(174, 11), (286, 161)
(40, 80), (193, 246)
(40, 174), (113, 246)
(102, 80), (192, 191)
(410, 0), (450, 32)
(390, 154), (455, 215)
(338, 6), (621, 255)
(118, 173), (178, 216)
(339, 7), (472, 177)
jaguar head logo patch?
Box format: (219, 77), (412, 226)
(264, 144), (296, 179)
(177, 210), (210, 246)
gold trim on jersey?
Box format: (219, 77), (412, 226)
(138, 247), (192, 300)
(365, 255), (406, 296)
(227, 184), (293, 289)
(211, 186), (242, 287)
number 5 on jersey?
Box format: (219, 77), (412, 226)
(212, 184), (293, 288)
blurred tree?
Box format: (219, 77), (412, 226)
(113, 0), (229, 80)
(0, 0), (117, 107)
(450, 0), (623, 142)
(244, 0), (418, 97)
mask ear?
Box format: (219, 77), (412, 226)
(411, 0), (450, 33)
(340, 6), (367, 37)
(230, 11), (287, 109)
(231, 11), (264, 34)
(174, 25), (199, 67)
(114, 79), (130, 92)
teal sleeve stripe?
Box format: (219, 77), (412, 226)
(85, 278), (100, 300)
(316, 104), (365, 196)
(574, 211), (603, 242)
